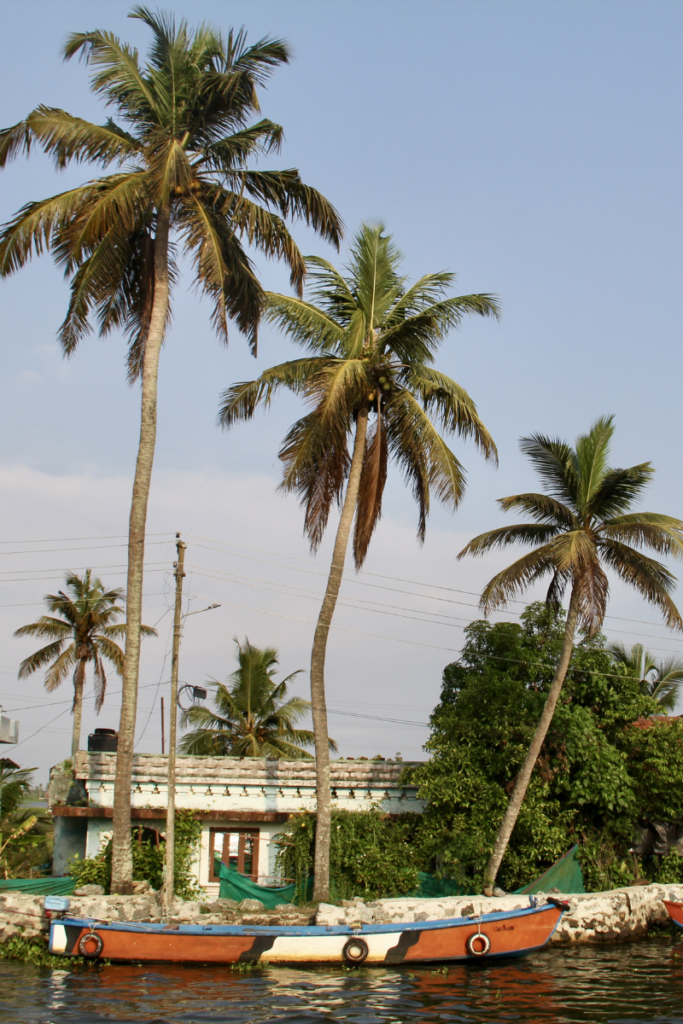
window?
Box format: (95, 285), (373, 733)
(209, 828), (260, 882)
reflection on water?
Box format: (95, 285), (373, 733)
(1, 937), (683, 1024)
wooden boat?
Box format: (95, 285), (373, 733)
(663, 900), (683, 929)
(48, 898), (568, 965)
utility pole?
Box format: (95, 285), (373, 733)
(160, 697), (165, 754)
(161, 534), (186, 916)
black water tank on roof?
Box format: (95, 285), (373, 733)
(88, 728), (118, 752)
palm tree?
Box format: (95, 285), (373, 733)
(179, 637), (328, 758)
(608, 642), (683, 712)
(14, 570), (156, 756)
(458, 415), (683, 886)
(219, 222), (499, 898)
(0, 8), (341, 891)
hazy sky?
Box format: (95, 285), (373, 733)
(1, 0), (682, 780)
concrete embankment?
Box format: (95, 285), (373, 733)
(0, 888), (313, 947)
(2, 883), (682, 950)
(317, 884), (683, 944)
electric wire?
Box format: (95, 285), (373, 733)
(184, 533), (683, 633)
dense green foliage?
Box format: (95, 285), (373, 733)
(0, 760), (52, 879)
(409, 603), (683, 893)
(69, 810), (202, 898)
(276, 808), (425, 902)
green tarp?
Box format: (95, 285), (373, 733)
(514, 844), (585, 895)
(215, 845), (585, 906)
(0, 876), (75, 895)
(217, 860), (298, 908)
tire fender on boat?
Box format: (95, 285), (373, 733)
(78, 930), (104, 959)
(466, 931), (491, 956)
(343, 937), (369, 964)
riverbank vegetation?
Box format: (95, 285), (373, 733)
(278, 602), (683, 899)
(0, 761), (52, 880)
(68, 810), (201, 898)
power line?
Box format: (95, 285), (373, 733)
(0, 567), (169, 584)
(0, 533), (172, 545)
(183, 562), (683, 658)
(184, 533), (683, 634)
(0, 541), (171, 557)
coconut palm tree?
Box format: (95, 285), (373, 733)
(0, 8), (341, 891)
(14, 570), (156, 756)
(219, 221), (499, 898)
(179, 638), (329, 758)
(458, 415), (683, 885)
(608, 642), (683, 712)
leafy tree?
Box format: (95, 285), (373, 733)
(219, 221), (499, 898)
(0, 8), (341, 892)
(14, 570), (155, 756)
(608, 642), (683, 712)
(276, 808), (424, 902)
(410, 604), (683, 892)
(0, 760), (52, 879)
(178, 637), (329, 758)
(458, 417), (683, 885)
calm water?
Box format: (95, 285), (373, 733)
(2, 937), (683, 1024)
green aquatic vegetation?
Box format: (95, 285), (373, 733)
(0, 934), (107, 969)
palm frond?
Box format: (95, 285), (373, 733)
(279, 410), (350, 550)
(405, 367), (498, 463)
(600, 513), (683, 559)
(14, 617), (72, 640)
(17, 641), (68, 679)
(477, 544), (559, 613)
(385, 390), (467, 541)
(586, 463), (655, 521)
(43, 645), (78, 691)
(382, 293), (500, 365)
(574, 414), (615, 512)
(518, 432), (579, 509)
(599, 538), (683, 630)
(458, 523), (560, 559)
(264, 292), (345, 353)
(497, 493), (577, 530)
(353, 412), (388, 568)
(218, 357), (328, 427)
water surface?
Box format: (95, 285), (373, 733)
(2, 937), (682, 1024)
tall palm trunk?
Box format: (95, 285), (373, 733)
(311, 405), (369, 902)
(71, 657), (86, 757)
(110, 205), (171, 893)
(484, 586), (580, 886)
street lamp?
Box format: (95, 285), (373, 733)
(160, 536), (220, 916)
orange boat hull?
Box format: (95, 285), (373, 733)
(664, 900), (683, 929)
(49, 903), (564, 965)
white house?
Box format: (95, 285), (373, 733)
(49, 751), (425, 895)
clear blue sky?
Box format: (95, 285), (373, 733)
(1, 0), (682, 777)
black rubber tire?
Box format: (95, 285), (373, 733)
(342, 937), (369, 964)
(465, 931), (491, 956)
(78, 931), (104, 959)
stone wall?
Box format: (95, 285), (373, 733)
(316, 884), (683, 944)
(4, 884), (682, 951)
